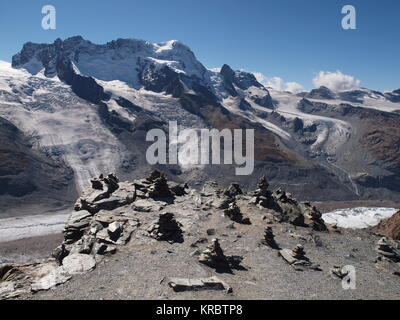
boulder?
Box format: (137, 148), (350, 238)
(61, 253), (96, 275)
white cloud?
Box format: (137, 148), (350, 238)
(252, 72), (304, 94)
(286, 82), (305, 94)
(312, 71), (361, 92)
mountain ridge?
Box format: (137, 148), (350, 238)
(1, 36), (400, 215)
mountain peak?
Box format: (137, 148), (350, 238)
(11, 37), (207, 86)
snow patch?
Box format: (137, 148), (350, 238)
(322, 207), (398, 229)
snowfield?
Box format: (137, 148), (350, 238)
(0, 61), (124, 191)
(322, 207), (398, 229)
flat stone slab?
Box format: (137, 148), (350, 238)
(167, 276), (232, 293)
(279, 249), (298, 265)
(31, 267), (71, 292)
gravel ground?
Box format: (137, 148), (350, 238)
(15, 197), (400, 300)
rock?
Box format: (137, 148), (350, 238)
(69, 235), (95, 254)
(168, 182), (188, 196)
(261, 227), (279, 249)
(287, 229), (307, 241)
(63, 210), (92, 244)
(274, 190), (326, 231)
(90, 176), (104, 190)
(291, 244), (306, 259)
(201, 181), (221, 197)
(0, 282), (26, 299)
(279, 244), (319, 270)
(61, 254), (96, 275)
(89, 221), (104, 235)
(146, 171), (174, 199)
(103, 173), (120, 193)
(330, 266), (349, 279)
(31, 267), (71, 292)
(198, 238), (229, 269)
(373, 210), (400, 240)
(210, 196), (231, 210)
(223, 183), (243, 198)
(74, 174), (136, 214)
(223, 200), (251, 224)
(250, 176), (280, 210)
(375, 237), (400, 262)
(280, 249), (299, 265)
(190, 238), (208, 248)
(52, 244), (69, 264)
(147, 212), (183, 243)
(94, 217), (138, 246)
(108, 221), (122, 241)
(93, 243), (117, 255)
(146, 169), (162, 182)
(167, 276), (232, 293)
(299, 202), (327, 232)
(207, 229), (216, 236)
(248, 176), (327, 231)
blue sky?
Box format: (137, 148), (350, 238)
(0, 0), (399, 91)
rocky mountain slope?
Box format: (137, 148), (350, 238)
(374, 210), (400, 240)
(0, 115), (76, 216)
(1, 171), (399, 300)
(1, 36), (400, 214)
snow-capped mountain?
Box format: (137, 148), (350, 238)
(1, 36), (400, 214)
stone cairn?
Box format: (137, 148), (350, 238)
(279, 244), (312, 268)
(91, 173), (119, 193)
(146, 170), (174, 199)
(261, 227), (279, 249)
(223, 183), (243, 198)
(375, 237), (400, 262)
(224, 200), (251, 224)
(251, 176), (276, 208)
(249, 176), (327, 231)
(198, 238), (229, 268)
(147, 212), (183, 243)
(291, 244), (306, 260)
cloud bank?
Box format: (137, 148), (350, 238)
(252, 72), (305, 94)
(312, 71), (361, 92)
